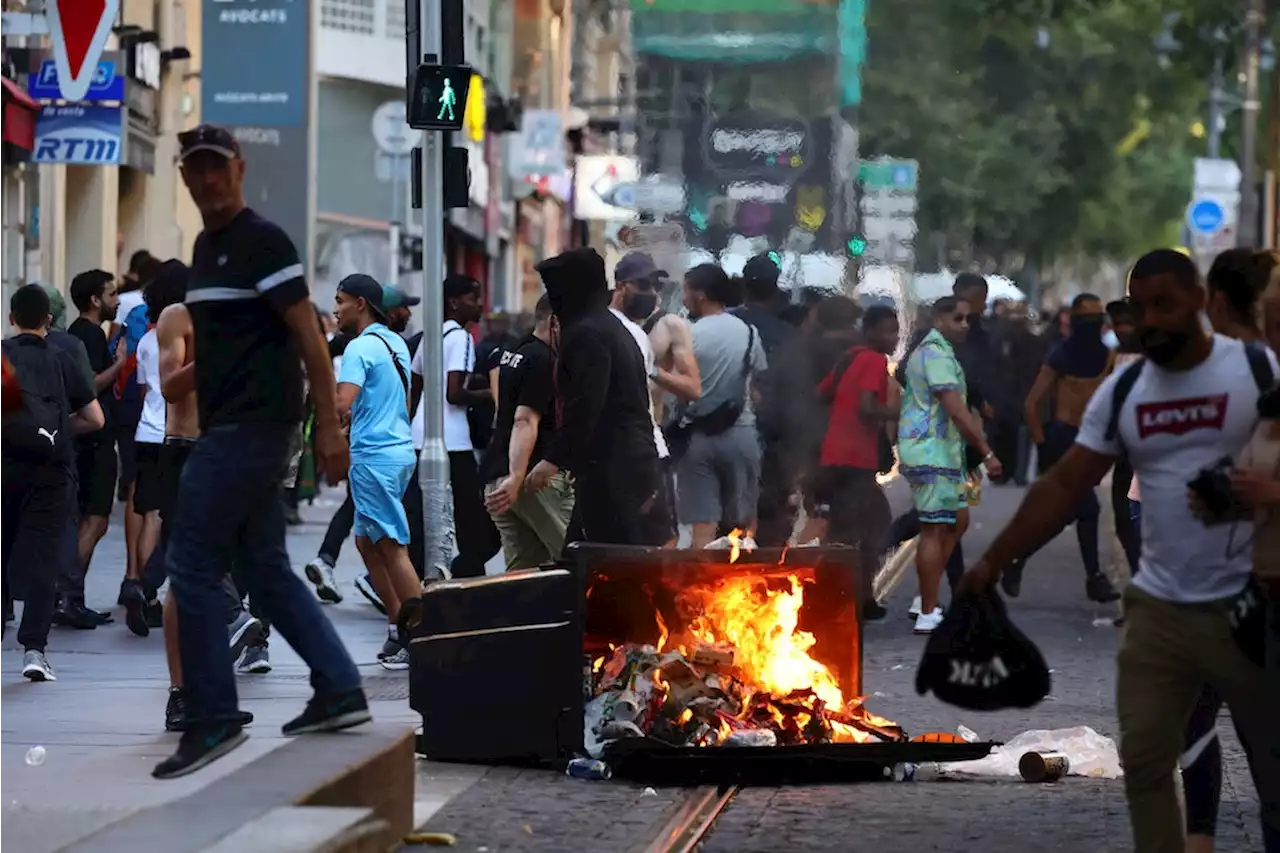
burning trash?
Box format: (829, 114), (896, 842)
(583, 569), (905, 758)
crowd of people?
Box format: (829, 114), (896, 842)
(2, 122), (1278, 852)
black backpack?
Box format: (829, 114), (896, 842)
(2, 337), (71, 464)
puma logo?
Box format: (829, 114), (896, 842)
(37, 427), (58, 445)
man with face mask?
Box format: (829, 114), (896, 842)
(609, 252), (700, 546)
(963, 249), (1280, 853)
(1003, 293), (1120, 604)
(526, 248), (659, 546)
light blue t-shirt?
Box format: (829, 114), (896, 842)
(337, 323), (415, 466)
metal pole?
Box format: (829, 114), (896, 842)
(1238, 0), (1264, 247)
(416, 0), (454, 582)
(388, 160), (401, 287)
(1208, 54), (1224, 160)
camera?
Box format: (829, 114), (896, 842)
(1187, 456), (1243, 524)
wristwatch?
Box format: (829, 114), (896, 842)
(982, 450), (995, 462)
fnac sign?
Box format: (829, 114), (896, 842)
(47, 0), (120, 101)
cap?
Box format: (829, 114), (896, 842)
(40, 284), (67, 331)
(742, 251), (781, 284)
(337, 274), (388, 321)
(614, 252), (666, 285)
(382, 285), (421, 311)
(443, 274), (480, 300)
(178, 124), (241, 161)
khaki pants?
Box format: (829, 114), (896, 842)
(1117, 586), (1280, 853)
(485, 472), (575, 570)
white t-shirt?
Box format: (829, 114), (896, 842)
(117, 289), (145, 326)
(134, 329), (166, 444)
(411, 320), (474, 452)
(610, 308), (670, 459)
(1076, 335), (1277, 602)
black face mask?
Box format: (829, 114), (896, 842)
(1070, 315), (1105, 339)
(1137, 326), (1192, 365)
(623, 292), (658, 322)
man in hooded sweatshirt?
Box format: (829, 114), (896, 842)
(524, 248), (660, 545)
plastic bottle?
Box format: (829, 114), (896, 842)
(566, 758), (612, 781)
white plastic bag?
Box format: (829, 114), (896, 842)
(938, 726), (1123, 780)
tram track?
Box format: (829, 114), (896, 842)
(633, 785), (739, 853)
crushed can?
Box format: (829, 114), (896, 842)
(566, 757), (612, 781)
(1019, 751), (1069, 783)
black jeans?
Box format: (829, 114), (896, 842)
(566, 455), (661, 547)
(1112, 455), (1141, 575)
(449, 451), (500, 578)
(813, 467), (890, 608)
(2, 462), (72, 651)
(319, 464), (425, 580)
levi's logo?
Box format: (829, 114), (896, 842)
(948, 657), (1010, 689)
(1136, 394), (1228, 439)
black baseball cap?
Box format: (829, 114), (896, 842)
(614, 251), (666, 285)
(178, 124), (241, 161)
(743, 251), (782, 284)
(337, 273), (388, 322)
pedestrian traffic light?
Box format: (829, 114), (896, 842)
(847, 236), (867, 257)
(406, 63), (472, 131)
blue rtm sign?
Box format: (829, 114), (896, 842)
(27, 60), (125, 102)
(33, 105), (124, 165)
(1187, 198), (1226, 235)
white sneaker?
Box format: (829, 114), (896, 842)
(379, 645), (410, 671)
(907, 595), (922, 618)
(304, 558), (343, 604)
(22, 649), (56, 681)
(913, 607), (944, 634)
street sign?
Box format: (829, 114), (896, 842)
(511, 109), (564, 178)
(33, 104), (123, 165)
(406, 64), (472, 132)
(1187, 198), (1226, 235)
(47, 0), (119, 103)
(859, 158), (918, 191)
(371, 100), (416, 156)
(27, 58), (124, 101)
(605, 177), (686, 215)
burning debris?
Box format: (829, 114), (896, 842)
(583, 567), (904, 757)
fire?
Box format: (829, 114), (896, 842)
(726, 528), (744, 564)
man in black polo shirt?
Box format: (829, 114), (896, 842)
(154, 125), (368, 780)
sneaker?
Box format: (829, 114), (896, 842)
(165, 687), (189, 732)
(122, 579), (149, 637)
(52, 601), (98, 630)
(1086, 574), (1120, 604)
(379, 644), (410, 671)
(304, 557), (343, 604)
(861, 601), (888, 622)
(354, 574), (386, 615)
(145, 599), (164, 629)
(152, 724), (248, 779)
(166, 687), (255, 732)
(22, 649), (56, 681)
(377, 626), (401, 661)
(87, 607), (114, 625)
(913, 607), (945, 635)
(237, 645), (272, 674)
(227, 611), (264, 663)
(907, 595), (922, 618)
(281, 689), (372, 737)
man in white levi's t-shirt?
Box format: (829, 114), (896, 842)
(963, 249), (1280, 853)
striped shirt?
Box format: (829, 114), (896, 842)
(186, 208), (309, 428)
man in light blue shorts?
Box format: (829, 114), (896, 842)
(334, 274), (418, 670)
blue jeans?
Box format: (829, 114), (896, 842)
(167, 423), (361, 724)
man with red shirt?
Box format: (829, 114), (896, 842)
(812, 306), (900, 620)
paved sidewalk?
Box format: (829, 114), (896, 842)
(1, 489), (485, 852)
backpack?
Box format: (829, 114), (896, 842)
(1104, 340), (1274, 447)
(641, 310), (668, 335)
(2, 337), (71, 464)
(110, 302), (151, 410)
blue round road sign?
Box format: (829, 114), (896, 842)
(1187, 198), (1226, 234)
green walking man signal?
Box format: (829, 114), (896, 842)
(406, 63), (472, 132)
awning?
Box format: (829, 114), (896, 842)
(2, 75), (40, 160)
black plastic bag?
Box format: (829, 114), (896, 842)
(915, 587), (1051, 711)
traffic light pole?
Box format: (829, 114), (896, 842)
(415, 0), (455, 582)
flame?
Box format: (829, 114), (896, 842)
(655, 610), (669, 653)
(727, 528), (743, 564)
(682, 575), (843, 709)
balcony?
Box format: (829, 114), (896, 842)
(318, 0), (408, 87)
